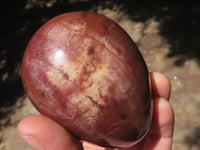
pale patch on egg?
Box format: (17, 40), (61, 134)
(81, 77), (93, 89)
(67, 93), (100, 124)
(83, 37), (93, 46)
(62, 60), (83, 81)
(66, 20), (87, 34)
(84, 50), (111, 106)
(46, 69), (68, 89)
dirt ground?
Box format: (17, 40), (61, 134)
(0, 1), (200, 150)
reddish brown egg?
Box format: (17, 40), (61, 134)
(21, 11), (152, 148)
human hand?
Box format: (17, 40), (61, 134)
(18, 72), (174, 150)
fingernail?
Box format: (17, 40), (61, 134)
(21, 135), (43, 150)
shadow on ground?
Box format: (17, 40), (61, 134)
(0, 0), (71, 128)
(90, 0), (200, 66)
(0, 1), (199, 147)
(184, 127), (200, 149)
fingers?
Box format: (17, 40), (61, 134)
(150, 72), (171, 100)
(125, 72), (174, 150)
(150, 97), (174, 138)
(123, 97), (174, 150)
(148, 72), (174, 149)
(18, 115), (83, 150)
(149, 72), (173, 137)
(82, 141), (112, 150)
(146, 97), (174, 150)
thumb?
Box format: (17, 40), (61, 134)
(18, 115), (83, 150)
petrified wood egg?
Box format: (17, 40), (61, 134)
(21, 11), (152, 148)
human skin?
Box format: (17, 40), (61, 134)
(18, 72), (174, 150)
